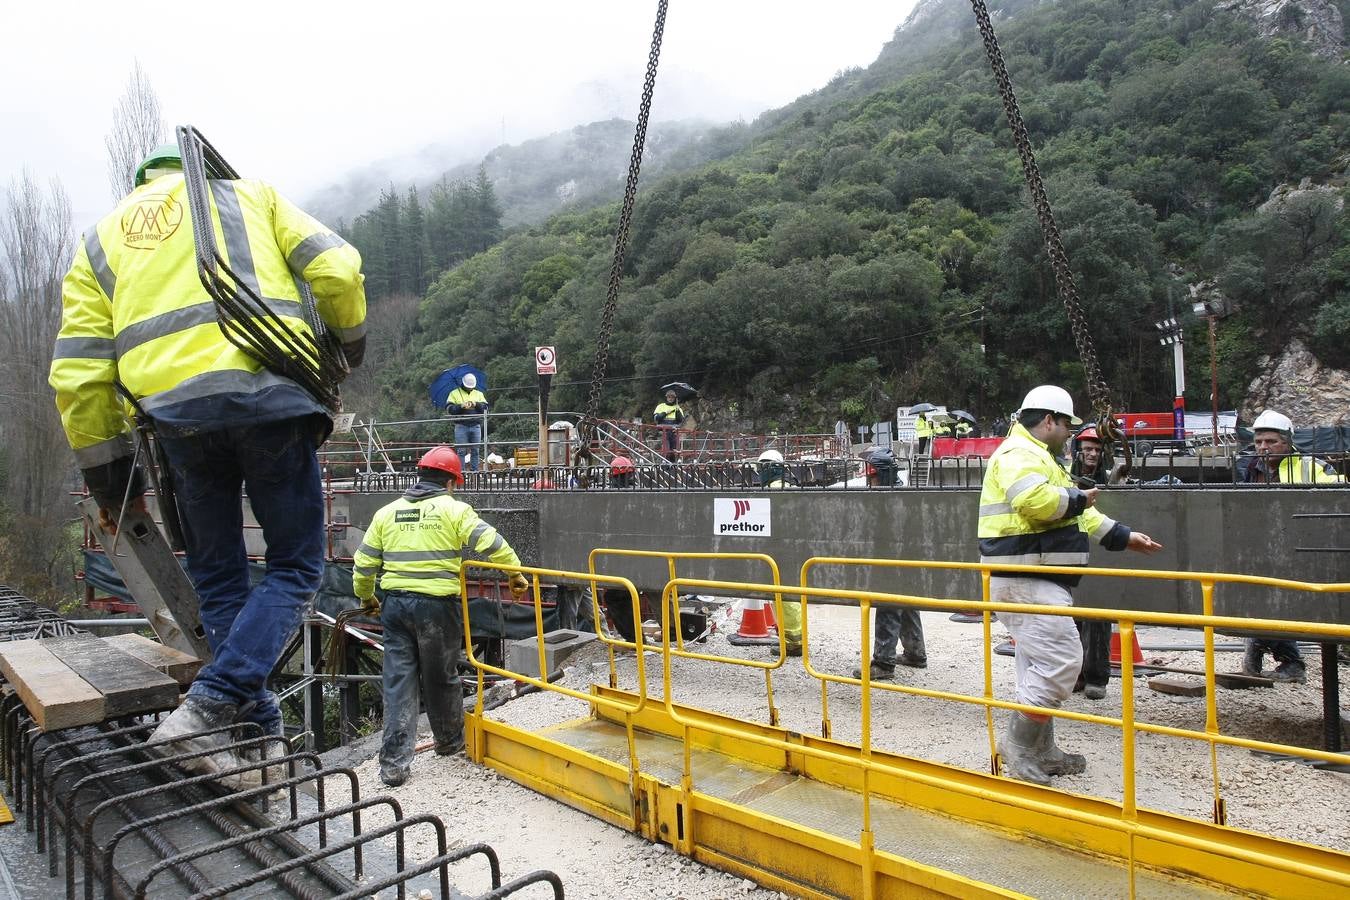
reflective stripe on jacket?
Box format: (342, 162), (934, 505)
(49, 173), (366, 466)
(352, 485), (520, 599)
(446, 387), (488, 422)
(977, 422), (1129, 585)
(1245, 455), (1344, 484)
(654, 402), (683, 425)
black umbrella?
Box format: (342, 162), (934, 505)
(908, 402), (936, 414)
(950, 410), (977, 424)
(660, 382), (698, 401)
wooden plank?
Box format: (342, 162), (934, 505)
(1147, 675), (1206, 697)
(102, 633), (202, 686)
(42, 634), (179, 718)
(0, 640), (104, 731)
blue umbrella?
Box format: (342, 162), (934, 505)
(428, 364), (487, 409)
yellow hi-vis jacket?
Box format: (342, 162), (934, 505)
(1245, 454), (1344, 484)
(914, 414), (932, 439)
(49, 173), (366, 471)
(977, 422), (1131, 586)
(653, 401), (684, 425)
(352, 483), (520, 599)
(446, 387), (488, 422)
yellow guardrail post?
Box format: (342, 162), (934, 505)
(981, 568), (997, 775)
(587, 549), (786, 726)
(1201, 579), (1225, 825)
(1119, 618), (1138, 900)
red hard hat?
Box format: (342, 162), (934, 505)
(1076, 425), (1101, 443)
(417, 446), (464, 484)
(610, 456), (635, 475)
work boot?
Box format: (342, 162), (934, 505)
(784, 631), (803, 658)
(851, 662), (895, 681)
(1083, 684), (1107, 700)
(1270, 662), (1307, 684)
(434, 740), (464, 757)
(997, 712), (1051, 786)
(1240, 641), (1263, 677)
(1037, 717), (1087, 776)
(148, 696), (261, 792)
(380, 767), (410, 787)
(898, 652), (927, 669)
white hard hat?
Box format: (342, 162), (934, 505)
(1252, 410), (1293, 434)
(1018, 385), (1081, 425)
(758, 449), (784, 464)
(461, 373), (477, 389)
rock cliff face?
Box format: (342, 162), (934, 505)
(1244, 339), (1350, 425)
(1215, 0), (1346, 59)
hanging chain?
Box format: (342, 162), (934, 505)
(968, 0), (1120, 437)
(582, 0), (668, 431)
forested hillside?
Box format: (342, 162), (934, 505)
(357, 0), (1349, 437)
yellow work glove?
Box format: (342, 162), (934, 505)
(359, 596), (380, 616)
(509, 573), (530, 599)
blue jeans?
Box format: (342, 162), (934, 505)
(159, 417), (325, 736)
(454, 422), (482, 471)
(379, 591), (464, 776)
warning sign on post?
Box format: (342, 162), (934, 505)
(535, 346), (557, 375)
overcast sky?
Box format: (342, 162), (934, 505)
(3, 1), (918, 229)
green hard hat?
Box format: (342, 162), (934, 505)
(134, 143), (182, 187)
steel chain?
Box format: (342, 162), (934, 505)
(968, 0), (1119, 437)
(583, 0), (668, 432)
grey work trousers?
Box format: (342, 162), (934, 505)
(872, 606), (927, 666)
(379, 591), (464, 777)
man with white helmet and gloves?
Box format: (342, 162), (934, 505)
(446, 373), (488, 472)
(979, 385), (1163, 785)
(1238, 409), (1343, 682)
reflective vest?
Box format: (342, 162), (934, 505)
(955, 421), (974, 437)
(49, 173), (366, 470)
(1246, 455), (1343, 484)
(353, 484), (520, 599)
(914, 415), (932, 439)
(654, 401), (683, 425)
(977, 422), (1128, 583)
(446, 387), (487, 421)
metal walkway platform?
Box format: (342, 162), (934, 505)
(469, 685), (1350, 899)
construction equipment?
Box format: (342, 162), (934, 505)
(76, 498), (210, 662)
(176, 125), (349, 412)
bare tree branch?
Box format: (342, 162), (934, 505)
(0, 171), (76, 596)
(104, 60), (165, 199)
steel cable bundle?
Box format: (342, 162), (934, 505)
(177, 125), (348, 411)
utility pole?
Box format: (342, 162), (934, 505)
(1154, 317), (1185, 441)
(1190, 293), (1231, 447)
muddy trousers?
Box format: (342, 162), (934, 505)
(379, 591), (465, 777)
(991, 577), (1081, 709)
(872, 606), (927, 666)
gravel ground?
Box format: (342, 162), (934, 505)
(335, 606), (1350, 898)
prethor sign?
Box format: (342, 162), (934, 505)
(713, 498), (771, 536)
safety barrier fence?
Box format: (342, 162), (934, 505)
(459, 555), (1350, 898)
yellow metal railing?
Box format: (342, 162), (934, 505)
(587, 548), (786, 724)
(458, 554), (1350, 897)
(658, 563), (1350, 897)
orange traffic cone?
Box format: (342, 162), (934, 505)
(1109, 627), (1144, 665)
(763, 599), (777, 628)
(727, 597), (779, 646)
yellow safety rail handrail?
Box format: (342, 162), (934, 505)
(656, 570), (1350, 898)
(802, 557), (1350, 825)
(588, 548), (786, 724)
(459, 561), (654, 831)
